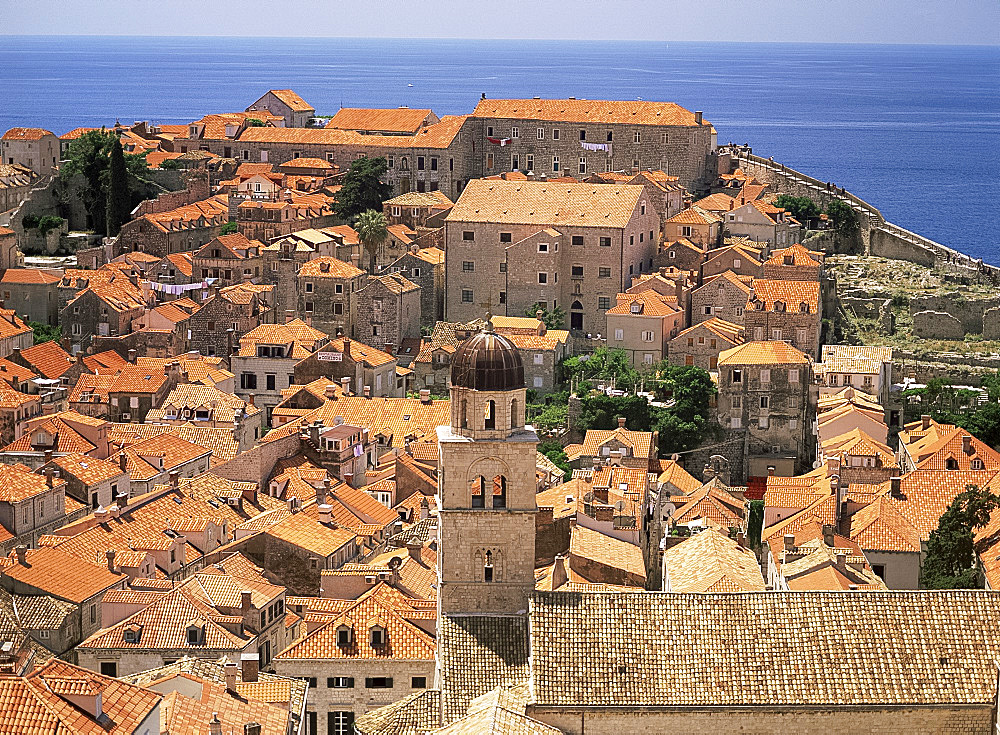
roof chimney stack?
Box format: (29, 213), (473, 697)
(15, 545), (27, 565)
(962, 434), (972, 454)
(694, 111), (703, 125)
(921, 414), (931, 430)
(890, 476), (903, 498)
(224, 661), (238, 692)
(105, 549), (116, 572)
(240, 652), (258, 683)
(340, 376), (351, 395)
(822, 524), (835, 548)
(318, 504), (333, 525)
(782, 534), (795, 552)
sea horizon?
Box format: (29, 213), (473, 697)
(3, 36), (997, 261)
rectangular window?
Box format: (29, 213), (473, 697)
(732, 369), (742, 383)
(308, 712), (317, 735)
(327, 677), (355, 688)
(579, 129), (587, 141)
(487, 126), (494, 137)
(758, 416), (769, 429)
(486, 153), (494, 169)
(266, 374), (276, 391)
(538, 273), (547, 284)
(333, 303), (344, 315)
(760, 368), (771, 383)
(365, 677), (393, 689)
(387, 156), (394, 168)
(598, 296), (611, 310)
(661, 132), (668, 144)
(412, 676), (427, 688)
(681, 226), (693, 237)
(536, 128), (544, 139)
(789, 369), (800, 383)
(305, 301), (314, 312)
(598, 267), (611, 278)
(599, 237), (611, 247)
(430, 157), (438, 171)
(572, 235), (584, 246)
(571, 265), (584, 277)
(760, 396), (770, 409)
(552, 129), (560, 140)
(463, 261), (475, 272)
(634, 131), (641, 143)
(500, 232), (512, 243)
(732, 395), (742, 409)
(552, 156), (559, 172)
(499, 263), (506, 273)
(730, 416), (742, 429)
(511, 154), (519, 170)
(328, 711), (355, 735)
(607, 130), (614, 142)
(641, 330), (654, 342)
(538, 243), (548, 253)
(462, 231), (475, 241)
(417, 156), (425, 170)
(461, 289), (473, 303)
(526, 154), (533, 171)
(511, 126), (519, 138)
(578, 157), (587, 174)
(789, 418), (798, 429)
(771, 328), (782, 341)
(100, 661), (117, 677)
(613, 328), (624, 340)
(240, 373), (257, 390)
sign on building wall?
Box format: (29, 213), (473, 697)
(317, 352), (343, 362)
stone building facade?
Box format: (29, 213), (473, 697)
(296, 256), (367, 338)
(466, 98), (715, 190)
(61, 283), (148, 354)
(717, 341), (815, 480)
(744, 279), (822, 359)
(245, 89), (315, 127)
(444, 180), (660, 336)
(0, 269), (61, 325)
(386, 247), (445, 329)
(668, 317), (743, 371)
(187, 285), (272, 359)
(690, 271), (752, 327)
(1, 128), (60, 176)
(352, 273), (420, 355)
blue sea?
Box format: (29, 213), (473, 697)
(2, 37), (998, 261)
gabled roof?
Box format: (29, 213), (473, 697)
(266, 89), (315, 112)
(850, 494), (923, 553)
(662, 528), (765, 592)
(747, 278), (821, 312)
(606, 290), (680, 317)
(765, 242), (823, 268)
(327, 107), (435, 134)
(298, 256), (365, 279)
(2, 127), (55, 140)
(718, 340), (810, 366)
(672, 317), (744, 345)
(0, 268), (61, 285)
(579, 425), (654, 459)
(695, 268), (753, 295)
(237, 319), (327, 358)
(665, 206), (721, 225)
(17, 340), (72, 380)
(1, 546), (124, 604)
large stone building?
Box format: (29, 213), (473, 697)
(297, 256), (367, 338)
(245, 89), (316, 127)
(352, 273), (421, 355)
(444, 180), (660, 335)
(717, 340), (815, 480)
(668, 317), (744, 370)
(605, 290), (684, 368)
(0, 268), (61, 325)
(466, 98), (715, 190)
(1, 128), (60, 176)
(744, 278), (822, 358)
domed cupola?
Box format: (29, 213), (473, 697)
(450, 325), (524, 391)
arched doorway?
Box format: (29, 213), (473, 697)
(570, 300), (584, 331)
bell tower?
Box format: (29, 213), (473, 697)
(437, 324), (538, 615)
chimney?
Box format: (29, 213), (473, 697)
(127, 348), (137, 363)
(224, 660), (238, 692)
(343, 338), (351, 357)
(609, 450), (622, 467)
(419, 496), (429, 520)
(552, 554), (568, 590)
(247, 393), (255, 407)
(822, 524), (835, 548)
(240, 590), (253, 630)
(116, 491), (128, 509)
(45, 466), (54, 488)
(44, 449), (53, 465)
(340, 376), (351, 395)
(962, 434), (972, 454)
(285, 309), (295, 323)
(406, 540), (422, 562)
(119, 454), (128, 472)
(318, 503), (333, 525)
(889, 476), (903, 499)
(240, 652), (259, 683)
(921, 414), (931, 430)
(106, 549), (116, 572)
(782, 533), (795, 552)
(210, 714), (222, 735)
(324, 383), (337, 400)
(617, 416), (626, 429)
(169, 471), (180, 489)
(15, 545), (27, 565)
(694, 111), (703, 125)
(835, 552), (847, 570)
(419, 389), (431, 403)
(363, 385), (371, 398)
(825, 456), (840, 477)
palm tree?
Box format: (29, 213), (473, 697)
(355, 209), (388, 273)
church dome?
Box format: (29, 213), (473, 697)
(450, 328), (524, 391)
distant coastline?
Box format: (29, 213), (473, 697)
(1, 37), (997, 260)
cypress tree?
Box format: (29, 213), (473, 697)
(105, 138), (130, 237)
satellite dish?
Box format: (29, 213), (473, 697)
(387, 557), (402, 570)
(812, 459), (823, 469)
(583, 491), (595, 503)
(614, 500), (627, 512)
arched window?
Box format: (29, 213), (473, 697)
(470, 476), (486, 508)
(484, 400), (496, 430)
(510, 398), (518, 429)
(460, 399), (468, 429)
(492, 475), (507, 509)
(484, 550), (494, 583)
(945, 457), (959, 470)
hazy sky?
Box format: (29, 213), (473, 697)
(2, 0), (998, 45)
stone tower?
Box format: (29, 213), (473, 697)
(437, 323), (538, 615)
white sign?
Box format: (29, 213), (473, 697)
(317, 352), (343, 362)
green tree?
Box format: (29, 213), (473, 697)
(537, 439), (572, 481)
(827, 199), (860, 240)
(333, 156), (393, 220)
(245, 118), (266, 127)
(28, 321), (62, 345)
(746, 500), (765, 549)
(774, 194), (820, 224)
(158, 158), (183, 170)
(921, 484), (1000, 589)
(61, 130), (114, 234)
(562, 347), (640, 392)
(525, 302), (566, 331)
(355, 209), (388, 273)
(219, 221), (238, 235)
(578, 393), (651, 432)
(105, 138), (130, 237)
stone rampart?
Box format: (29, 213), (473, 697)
(908, 295), (1000, 335)
(912, 310), (965, 340)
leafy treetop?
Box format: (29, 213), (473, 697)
(920, 484), (1000, 589)
(333, 156), (393, 220)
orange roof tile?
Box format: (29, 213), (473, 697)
(747, 279), (821, 312)
(718, 340), (810, 366)
(471, 98), (706, 126)
(2, 127), (55, 141)
(0, 268), (61, 285)
(3, 546), (124, 603)
(298, 256), (365, 279)
(327, 107), (434, 134)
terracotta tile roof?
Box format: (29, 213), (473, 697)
(569, 525), (645, 580)
(765, 243), (823, 268)
(0, 268), (61, 285)
(298, 255), (365, 279)
(691, 192), (737, 212)
(849, 494), (923, 553)
(2, 546), (124, 603)
(81, 350), (128, 373)
(447, 179), (643, 229)
(665, 206), (721, 225)
(2, 411), (100, 454)
(662, 528), (765, 592)
(145, 194), (229, 234)
(0, 384), (38, 409)
(762, 493), (838, 542)
(655, 460), (703, 495)
(747, 278), (821, 312)
(821, 428), (897, 468)
(327, 107), (434, 134)
(912, 427), (1000, 471)
(47, 452), (125, 486)
(265, 511), (357, 557)
(718, 339), (810, 366)
(696, 268), (753, 295)
(17, 339), (72, 380)
(887, 470), (1000, 539)
(355, 689), (441, 735)
(146, 383), (259, 424)
(438, 614), (529, 723)
(673, 317), (744, 345)
(0, 359), (37, 385)
(672, 479), (745, 528)
(237, 319), (327, 358)
(276, 586), (435, 661)
(385, 190), (453, 208)
(267, 89), (314, 112)
(606, 290), (680, 317)
(579, 426), (654, 460)
(115, 433), (211, 480)
(2, 127), (55, 140)
(471, 98), (705, 126)
(0, 463), (57, 502)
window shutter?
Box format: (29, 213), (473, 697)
(365, 678), (373, 688)
(347, 677), (355, 688)
(385, 678), (393, 688)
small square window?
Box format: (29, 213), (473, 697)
(462, 231), (475, 242)
(538, 273), (548, 284)
(461, 289), (474, 303)
(463, 261), (475, 272)
(500, 232), (512, 243)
